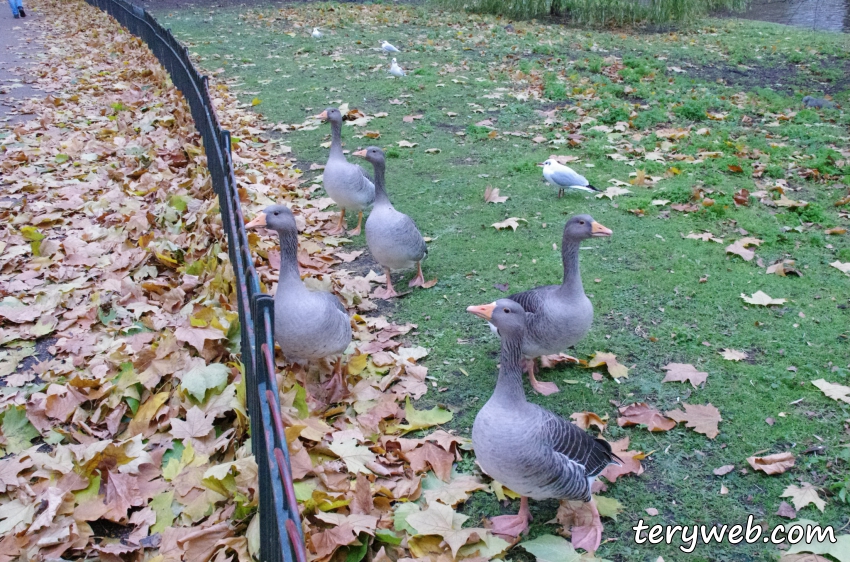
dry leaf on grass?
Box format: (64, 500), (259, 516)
(661, 363), (708, 387)
(811, 379), (850, 404)
(782, 483), (826, 512)
(596, 186), (632, 199)
(555, 499), (603, 552)
(713, 465), (734, 476)
(746, 452), (795, 475)
(599, 438), (645, 482)
(830, 261), (850, 275)
(685, 232), (723, 243)
(725, 237), (762, 261)
(666, 403), (722, 439)
(483, 186), (509, 204)
(741, 291), (786, 306)
(617, 403), (676, 432)
(570, 412), (607, 433)
(587, 352), (629, 380)
(776, 501), (797, 519)
(719, 349), (747, 361)
(491, 217), (526, 231)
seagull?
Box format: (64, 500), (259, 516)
(312, 27), (323, 39)
(389, 58), (405, 77)
(539, 159), (599, 197)
(381, 40), (400, 53)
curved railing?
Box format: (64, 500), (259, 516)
(82, 1), (306, 561)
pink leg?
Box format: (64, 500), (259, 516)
(490, 496), (532, 537)
(347, 211), (364, 236)
(327, 209), (346, 235)
(527, 358), (559, 396)
(373, 268), (400, 299)
(408, 261), (426, 287)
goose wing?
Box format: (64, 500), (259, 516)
(541, 410), (621, 478)
(507, 286), (555, 314)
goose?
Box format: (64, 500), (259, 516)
(540, 159), (600, 197)
(246, 204), (352, 401)
(353, 146), (434, 299)
(488, 215), (612, 395)
(312, 27), (323, 39)
(389, 58), (405, 78)
(381, 40), (400, 53)
(317, 107), (376, 236)
(467, 299), (621, 537)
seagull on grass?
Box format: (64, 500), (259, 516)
(389, 58), (405, 77)
(539, 159), (599, 197)
(381, 40), (400, 53)
(312, 27), (323, 39)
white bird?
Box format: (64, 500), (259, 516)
(381, 40), (400, 53)
(389, 58), (405, 77)
(539, 159), (599, 197)
(312, 27), (323, 39)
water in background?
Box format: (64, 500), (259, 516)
(729, 0), (850, 32)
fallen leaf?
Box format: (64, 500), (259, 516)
(720, 349), (747, 361)
(645, 508), (659, 516)
(776, 501), (797, 519)
(587, 352), (629, 380)
(569, 412), (607, 433)
(617, 403), (675, 432)
(519, 534), (580, 562)
(596, 186), (632, 199)
(725, 237), (762, 261)
(713, 465), (734, 476)
(666, 403), (722, 439)
(782, 483), (826, 512)
(397, 140), (418, 148)
(555, 499), (602, 552)
(661, 363), (708, 387)
(328, 438), (377, 474)
(811, 379), (850, 404)
(746, 452), (795, 475)
(599, 437), (645, 482)
(484, 186), (509, 204)
(491, 217), (526, 231)
(741, 291), (786, 306)
(405, 501), (479, 557)
(829, 261), (850, 275)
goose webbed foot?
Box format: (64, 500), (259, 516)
(347, 211), (364, 236)
(489, 496), (532, 537)
(407, 262), (436, 288)
(526, 358), (559, 395)
(323, 357), (349, 403)
(373, 269), (400, 299)
(327, 210), (346, 235)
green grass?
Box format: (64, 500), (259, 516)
(157, 4), (850, 560)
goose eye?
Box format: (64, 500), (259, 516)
(579, 220), (585, 225)
(503, 308), (510, 313)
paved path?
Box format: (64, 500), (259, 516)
(0, 2), (42, 124)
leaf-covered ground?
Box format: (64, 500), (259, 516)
(3, 0), (850, 561)
(154, 3), (850, 560)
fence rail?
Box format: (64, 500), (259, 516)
(82, 1), (306, 561)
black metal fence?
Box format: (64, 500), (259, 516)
(82, 1), (306, 561)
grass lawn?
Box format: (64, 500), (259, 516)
(155, 4), (850, 560)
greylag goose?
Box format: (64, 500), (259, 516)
(467, 299), (620, 537)
(318, 107), (376, 236)
(484, 215), (611, 395)
(540, 160), (600, 197)
(353, 146), (434, 299)
(246, 204), (352, 400)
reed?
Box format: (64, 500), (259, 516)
(434, 0), (750, 25)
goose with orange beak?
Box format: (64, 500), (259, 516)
(469, 215), (611, 395)
(246, 204), (353, 403)
(468, 298), (621, 538)
(317, 107), (375, 236)
(353, 146), (435, 299)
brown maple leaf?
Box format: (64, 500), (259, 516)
(661, 363), (708, 388)
(666, 403), (722, 439)
(746, 452), (795, 475)
(556, 499), (602, 552)
(599, 438), (644, 482)
(570, 411), (607, 433)
(781, 482), (825, 512)
(617, 403), (676, 432)
(483, 186), (508, 204)
(405, 442), (454, 482)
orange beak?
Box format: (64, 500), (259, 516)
(466, 302), (496, 321)
(317, 110), (328, 120)
(245, 212), (267, 229)
(352, 149), (367, 158)
(591, 221), (612, 237)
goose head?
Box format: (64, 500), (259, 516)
(467, 299), (527, 339)
(352, 146), (384, 166)
(317, 107), (342, 123)
(246, 204), (296, 234)
(564, 214), (611, 239)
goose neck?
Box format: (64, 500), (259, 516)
(371, 160), (391, 206)
(493, 334), (527, 404)
(329, 118), (344, 159)
(559, 237), (583, 295)
(276, 228), (303, 287)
